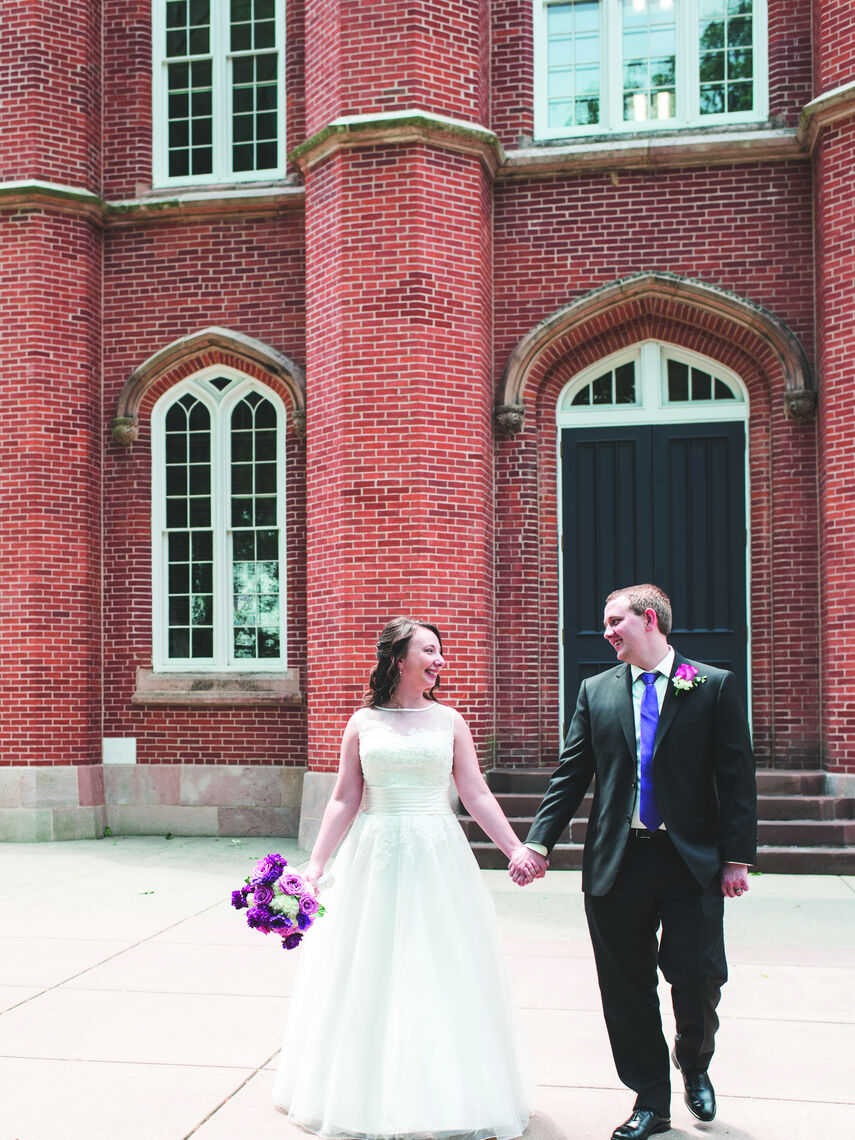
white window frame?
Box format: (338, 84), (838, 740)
(152, 0), (287, 188)
(534, 0), (769, 141)
(556, 339), (751, 726)
(151, 366), (288, 672)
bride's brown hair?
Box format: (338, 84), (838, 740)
(364, 617), (443, 708)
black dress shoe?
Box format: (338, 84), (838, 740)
(671, 1049), (716, 1121)
(610, 1108), (671, 1139)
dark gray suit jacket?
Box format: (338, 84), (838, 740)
(526, 652), (757, 895)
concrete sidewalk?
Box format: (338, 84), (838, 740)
(0, 837), (852, 1140)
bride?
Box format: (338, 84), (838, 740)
(272, 617), (541, 1139)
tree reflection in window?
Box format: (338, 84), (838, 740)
(231, 392), (281, 659)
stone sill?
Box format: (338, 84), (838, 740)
(132, 667), (302, 707)
(502, 125), (801, 176)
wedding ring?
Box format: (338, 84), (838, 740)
(735, 888), (743, 894)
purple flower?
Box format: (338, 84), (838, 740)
(282, 932), (303, 950)
(674, 663), (698, 682)
(252, 884), (274, 906)
(246, 905), (272, 929)
(268, 915), (292, 930)
(250, 853), (287, 885)
(299, 893), (320, 917)
(231, 889), (249, 910)
(297, 911), (313, 931)
(283, 873), (305, 895)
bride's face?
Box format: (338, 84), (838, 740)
(398, 627), (445, 693)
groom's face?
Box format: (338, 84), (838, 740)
(603, 595), (651, 666)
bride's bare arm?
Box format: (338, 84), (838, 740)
(304, 716), (364, 891)
(452, 711), (543, 876)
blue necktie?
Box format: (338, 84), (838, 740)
(639, 672), (662, 831)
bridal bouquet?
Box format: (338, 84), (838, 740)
(231, 852), (325, 950)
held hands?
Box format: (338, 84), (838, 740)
(508, 844), (548, 886)
(721, 861), (750, 898)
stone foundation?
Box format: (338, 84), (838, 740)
(0, 764), (306, 842)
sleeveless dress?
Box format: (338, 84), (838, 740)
(272, 703), (530, 1140)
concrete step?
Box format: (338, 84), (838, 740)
(757, 795), (855, 820)
(469, 839), (855, 875)
(755, 770), (826, 794)
(476, 791), (855, 824)
(464, 814), (855, 848)
(756, 846), (855, 874)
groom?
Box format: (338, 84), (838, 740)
(510, 584), (756, 1140)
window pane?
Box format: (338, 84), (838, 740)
(571, 385), (591, 406)
(698, 2), (754, 116)
(228, 394), (281, 661)
(622, 0), (676, 124)
(615, 362), (636, 403)
(547, 2), (601, 129)
(667, 360), (689, 401)
(164, 393), (212, 660)
(592, 372), (612, 404)
(691, 368), (712, 399)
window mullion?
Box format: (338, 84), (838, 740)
(681, 0), (698, 125)
(603, 0), (618, 132)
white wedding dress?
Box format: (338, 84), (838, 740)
(273, 703), (530, 1140)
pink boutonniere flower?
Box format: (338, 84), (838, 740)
(672, 662), (707, 694)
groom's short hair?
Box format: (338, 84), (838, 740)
(606, 584), (673, 636)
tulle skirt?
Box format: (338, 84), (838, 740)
(273, 797), (530, 1139)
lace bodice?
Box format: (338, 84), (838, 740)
(355, 704), (454, 789)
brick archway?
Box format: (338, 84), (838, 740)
(493, 274), (818, 770)
(112, 327), (306, 444)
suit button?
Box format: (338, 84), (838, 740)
(625, 815), (631, 823)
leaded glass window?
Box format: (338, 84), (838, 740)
(155, 0), (285, 185)
(154, 374), (286, 669)
(537, 0), (766, 138)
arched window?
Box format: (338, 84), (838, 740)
(557, 340), (747, 426)
(151, 368), (287, 670)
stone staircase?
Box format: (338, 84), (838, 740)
(460, 768), (855, 874)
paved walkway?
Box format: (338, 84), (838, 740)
(1, 836), (852, 1140)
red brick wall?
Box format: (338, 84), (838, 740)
(0, 0), (101, 188)
(816, 118), (855, 772)
(101, 213), (308, 765)
(305, 0), (489, 138)
(814, 0), (855, 95)
(102, 0), (306, 199)
(492, 161), (819, 767)
(0, 210), (102, 766)
(303, 144), (494, 770)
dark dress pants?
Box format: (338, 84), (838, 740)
(584, 833), (727, 1116)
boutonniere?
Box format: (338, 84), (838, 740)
(672, 663), (707, 694)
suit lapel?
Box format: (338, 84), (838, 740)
(652, 651), (685, 754)
(614, 665), (636, 758)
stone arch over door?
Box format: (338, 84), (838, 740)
(493, 273), (817, 769)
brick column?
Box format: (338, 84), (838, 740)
(298, 2), (495, 841)
(814, 0), (855, 778)
(0, 0), (103, 838)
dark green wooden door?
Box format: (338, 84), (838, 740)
(561, 421), (747, 727)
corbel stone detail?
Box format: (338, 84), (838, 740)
(494, 404), (526, 438)
(111, 416), (140, 446)
(290, 408), (306, 441)
(783, 389), (818, 423)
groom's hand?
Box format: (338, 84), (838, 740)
(508, 845), (548, 886)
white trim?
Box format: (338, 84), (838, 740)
(556, 340), (752, 734)
(151, 366), (288, 671)
(152, 0), (288, 189)
(534, 0), (769, 141)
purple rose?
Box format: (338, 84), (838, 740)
(250, 853), (287, 885)
(283, 873), (305, 895)
(252, 884), (274, 906)
(674, 663), (698, 682)
(299, 893), (320, 917)
(246, 905), (272, 929)
(282, 932), (303, 950)
(231, 889), (249, 910)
